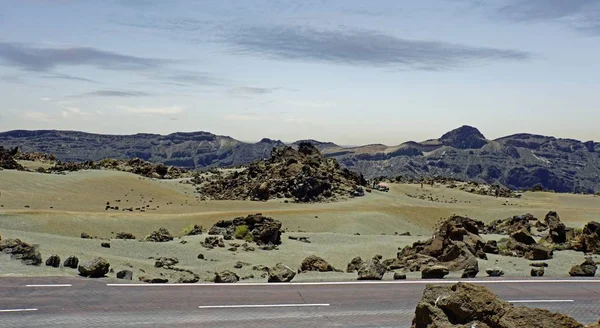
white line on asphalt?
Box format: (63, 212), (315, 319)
(509, 300), (574, 303)
(26, 284), (72, 287)
(0, 309), (38, 313)
(198, 304), (330, 309)
(107, 279), (600, 287)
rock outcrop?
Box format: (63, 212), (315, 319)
(483, 213), (537, 235)
(117, 270), (133, 280)
(299, 255), (337, 273)
(78, 257), (110, 278)
(208, 214), (282, 245)
(144, 228), (173, 242)
(569, 258), (597, 277)
(214, 270), (239, 283)
(268, 263), (296, 283)
(573, 221), (600, 254)
(385, 216), (485, 273)
(421, 265), (449, 279)
(63, 256), (79, 269)
(411, 283), (585, 328)
(115, 232), (136, 240)
(0, 146), (24, 170)
(0, 238), (42, 265)
(346, 256), (363, 273)
(357, 256), (386, 280)
(45, 254), (61, 268)
(199, 143), (366, 202)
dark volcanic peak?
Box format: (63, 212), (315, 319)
(439, 125), (488, 149)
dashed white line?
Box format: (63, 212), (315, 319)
(26, 284), (72, 287)
(0, 308), (38, 313)
(509, 300), (574, 303)
(198, 304), (330, 309)
(106, 279), (600, 287)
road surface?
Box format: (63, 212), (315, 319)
(1, 277), (600, 327)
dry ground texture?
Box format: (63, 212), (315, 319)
(1, 166), (600, 282)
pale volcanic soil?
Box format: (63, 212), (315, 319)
(1, 167), (599, 282)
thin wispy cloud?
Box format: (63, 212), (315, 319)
(222, 25), (531, 69)
(61, 107), (91, 118)
(39, 73), (97, 83)
(492, 0), (600, 34)
(72, 90), (151, 98)
(0, 42), (167, 72)
(24, 111), (55, 122)
(120, 105), (184, 115)
(229, 86), (278, 96)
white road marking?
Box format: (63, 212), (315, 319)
(0, 308), (38, 313)
(107, 279), (600, 287)
(26, 284), (72, 287)
(509, 300), (574, 303)
(198, 304), (329, 309)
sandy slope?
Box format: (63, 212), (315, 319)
(1, 169), (600, 280)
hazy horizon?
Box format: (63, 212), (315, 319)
(1, 0), (599, 145)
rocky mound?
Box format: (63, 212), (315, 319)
(412, 282), (586, 328)
(483, 213), (541, 234)
(208, 214), (282, 245)
(0, 238), (42, 265)
(384, 216), (486, 272)
(199, 143), (366, 202)
(573, 221), (600, 254)
(0, 146), (24, 170)
(48, 158), (188, 179)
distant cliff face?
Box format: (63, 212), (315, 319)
(1, 126), (599, 193)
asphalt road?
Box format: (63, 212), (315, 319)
(1, 277), (600, 327)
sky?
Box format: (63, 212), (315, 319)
(0, 0), (599, 145)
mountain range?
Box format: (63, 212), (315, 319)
(1, 126), (599, 193)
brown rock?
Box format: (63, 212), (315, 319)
(299, 255), (337, 272)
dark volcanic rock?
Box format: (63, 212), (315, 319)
(421, 265), (449, 279)
(531, 267), (545, 277)
(63, 256), (79, 269)
(0, 146), (24, 170)
(78, 257), (110, 278)
(569, 258), (597, 277)
(268, 263), (296, 283)
(45, 254), (61, 268)
(154, 257), (179, 268)
(411, 282), (585, 328)
(214, 270), (239, 283)
(144, 228), (173, 242)
(0, 238), (42, 265)
(139, 276), (168, 284)
(573, 221), (600, 254)
(483, 240), (499, 254)
(299, 255), (337, 273)
(461, 262), (479, 278)
(115, 232), (136, 240)
(199, 143), (366, 202)
(387, 216), (485, 273)
(439, 125), (488, 149)
(346, 256), (363, 273)
(208, 214), (282, 245)
(117, 270), (133, 280)
(357, 257), (386, 280)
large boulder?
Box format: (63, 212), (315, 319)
(486, 267), (505, 277)
(115, 232), (136, 240)
(386, 216), (485, 273)
(202, 236), (225, 248)
(208, 214), (282, 245)
(214, 270), (239, 283)
(484, 213), (536, 235)
(78, 257), (110, 278)
(511, 228), (536, 245)
(346, 256), (363, 273)
(573, 221), (600, 254)
(299, 255), (337, 272)
(421, 265), (449, 279)
(483, 240), (499, 254)
(116, 270), (133, 280)
(543, 211), (567, 244)
(268, 263), (296, 283)
(0, 238), (42, 265)
(63, 256), (79, 269)
(411, 282), (584, 328)
(357, 257), (386, 280)
(144, 228), (173, 242)
(45, 254), (61, 268)
(524, 244), (553, 260)
(569, 258), (597, 277)
(461, 262), (479, 278)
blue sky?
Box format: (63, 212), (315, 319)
(1, 0), (599, 145)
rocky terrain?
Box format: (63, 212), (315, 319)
(1, 126), (599, 193)
(198, 143), (366, 202)
(412, 282), (599, 327)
